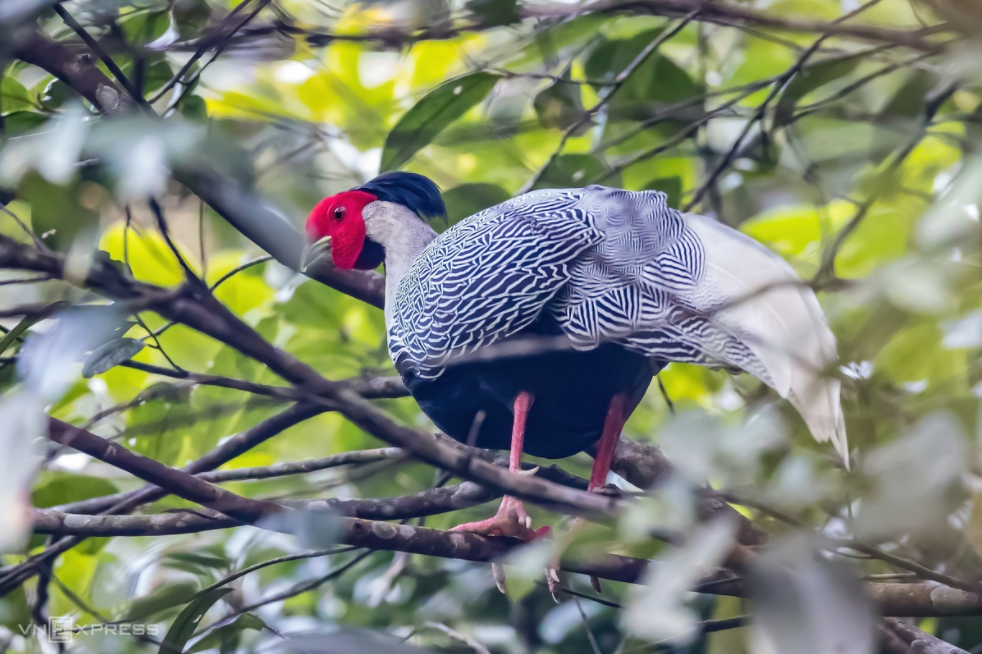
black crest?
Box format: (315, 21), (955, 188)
(357, 172), (446, 222)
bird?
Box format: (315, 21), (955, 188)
(302, 171), (847, 547)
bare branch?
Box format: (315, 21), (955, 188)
(884, 620), (970, 653)
(234, 0), (949, 52)
(45, 420), (282, 524)
(27, 509), (694, 588)
(27, 507), (982, 619)
(33, 482), (497, 535)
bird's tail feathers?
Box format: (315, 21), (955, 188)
(788, 375), (849, 470)
(684, 214), (849, 469)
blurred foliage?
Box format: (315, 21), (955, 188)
(1, 0), (982, 652)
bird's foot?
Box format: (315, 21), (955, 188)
(451, 496), (550, 594)
(451, 495), (550, 540)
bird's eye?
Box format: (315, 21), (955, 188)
(333, 206), (346, 221)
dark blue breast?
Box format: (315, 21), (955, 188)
(402, 327), (657, 459)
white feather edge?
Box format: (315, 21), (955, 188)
(683, 214), (849, 469)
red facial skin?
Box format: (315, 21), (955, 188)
(305, 190), (378, 270)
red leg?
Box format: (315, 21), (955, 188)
(510, 392), (533, 471)
(451, 392), (548, 540)
(553, 394), (630, 597)
(589, 394), (629, 492)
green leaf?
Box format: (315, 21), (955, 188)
(0, 314), (40, 357)
(381, 72), (500, 171)
(31, 474), (119, 509)
(173, 0), (212, 39)
(181, 315), (282, 458)
(508, 15), (609, 68)
(49, 378), (92, 415)
(77, 536), (113, 556)
(533, 70), (584, 130)
(583, 30), (699, 119)
(1, 76), (35, 114)
(279, 281), (346, 329)
(643, 176), (682, 209)
(465, 0), (517, 27)
(163, 551), (230, 572)
(875, 322), (962, 385)
(141, 57), (177, 96)
(124, 580), (200, 622)
(1, 111), (47, 136)
(741, 204), (823, 262)
(18, 172), (98, 251)
(159, 588), (233, 654)
(180, 95), (208, 121)
(533, 154), (618, 189)
(0, 588), (32, 632)
(880, 69), (939, 120)
(774, 55), (861, 126)
(82, 337), (146, 378)
(442, 183), (511, 226)
(38, 78), (72, 110)
(187, 614), (266, 654)
(0, 364), (16, 396)
(127, 387), (197, 467)
(768, 0), (842, 20)
(122, 10), (173, 46)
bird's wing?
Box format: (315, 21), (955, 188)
(551, 186), (848, 465)
(389, 188), (603, 378)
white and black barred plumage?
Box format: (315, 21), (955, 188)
(388, 185), (848, 464)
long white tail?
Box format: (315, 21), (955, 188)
(684, 214), (849, 469)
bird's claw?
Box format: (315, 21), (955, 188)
(546, 564), (562, 602)
(450, 496), (550, 595)
(492, 562), (507, 594)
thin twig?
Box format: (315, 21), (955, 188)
(520, 10), (700, 193)
(51, 5), (153, 114)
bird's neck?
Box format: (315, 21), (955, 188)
(382, 222), (436, 331)
(383, 223), (436, 298)
(362, 202), (438, 325)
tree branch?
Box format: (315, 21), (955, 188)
(33, 482), (498, 535)
(12, 34), (134, 113)
(27, 507), (982, 619)
(52, 447), (404, 513)
(237, 0), (949, 53)
(27, 509), (717, 589)
(884, 620), (970, 653)
(523, 0), (947, 52)
(46, 419), (281, 524)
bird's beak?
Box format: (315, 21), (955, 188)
(300, 236), (331, 272)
